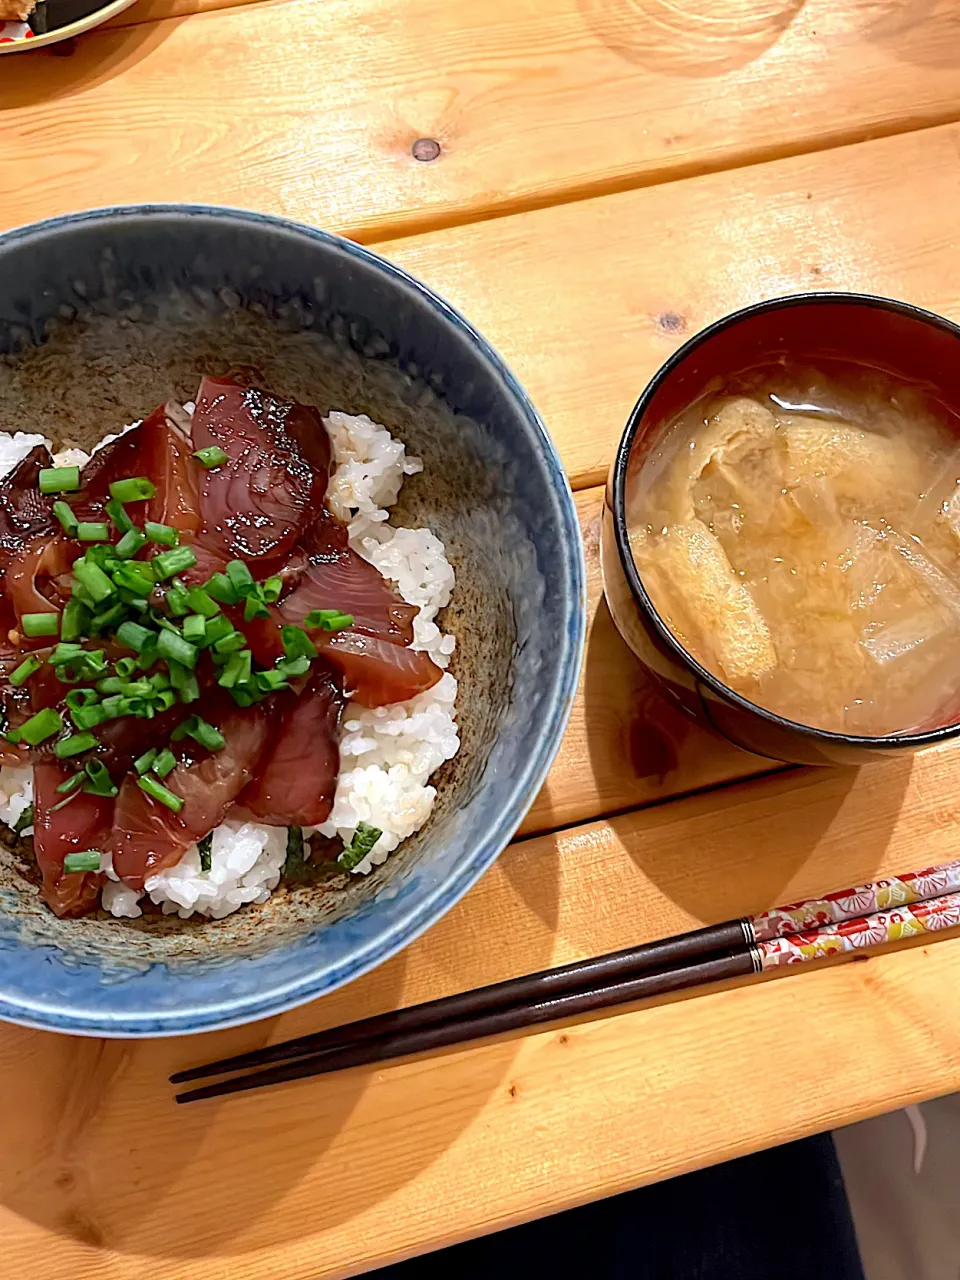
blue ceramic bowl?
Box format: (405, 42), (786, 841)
(0, 206), (585, 1036)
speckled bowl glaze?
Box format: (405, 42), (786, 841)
(0, 206), (585, 1036)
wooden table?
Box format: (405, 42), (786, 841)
(3, 2), (960, 1275)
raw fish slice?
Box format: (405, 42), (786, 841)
(630, 519), (776, 685)
(280, 549), (417, 646)
(4, 535), (75, 629)
(191, 377), (321, 564)
(0, 445), (55, 565)
(318, 630), (442, 707)
(237, 667), (343, 825)
(111, 701), (272, 889)
(78, 405), (203, 534)
(33, 760), (110, 917)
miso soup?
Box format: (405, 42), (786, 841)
(627, 362), (960, 736)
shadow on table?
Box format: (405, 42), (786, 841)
(863, 0), (960, 70)
(0, 10), (175, 111)
(579, 592), (913, 926)
(0, 866), (558, 1260)
(579, 0), (806, 79)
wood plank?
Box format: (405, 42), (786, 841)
(4, 748), (960, 1278)
(2, 0), (960, 243)
(382, 121), (960, 490)
(520, 487), (771, 835)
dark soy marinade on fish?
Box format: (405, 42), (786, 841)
(0, 378), (439, 916)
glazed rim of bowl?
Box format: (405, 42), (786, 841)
(612, 290), (960, 753)
(0, 204), (586, 1036)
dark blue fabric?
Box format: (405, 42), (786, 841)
(370, 1133), (864, 1279)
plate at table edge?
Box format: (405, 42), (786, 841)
(0, 0), (137, 52)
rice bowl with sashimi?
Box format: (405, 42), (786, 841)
(0, 206), (583, 1037)
(0, 378), (460, 923)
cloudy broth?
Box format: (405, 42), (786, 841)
(627, 361), (960, 736)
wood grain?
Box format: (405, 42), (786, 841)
(4, 748), (960, 1278)
(2, 0), (960, 243)
(383, 120), (960, 490)
(520, 487), (772, 835)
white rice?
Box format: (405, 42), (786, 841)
(0, 407), (459, 914)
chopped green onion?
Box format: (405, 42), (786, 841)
(105, 496), (134, 534)
(63, 850), (101, 874)
(64, 688), (98, 710)
(55, 773), (84, 796)
(134, 748), (158, 775)
(88, 602), (124, 637)
(112, 563), (155, 598)
(184, 585), (219, 618)
(171, 715), (225, 751)
(116, 620), (152, 653)
(18, 707), (63, 746)
(243, 595), (270, 622)
(108, 476), (155, 503)
(9, 656), (42, 687)
(281, 626), (318, 661)
(276, 655), (311, 679)
(144, 521), (179, 547)
(204, 573), (239, 605)
(83, 760), (117, 797)
(304, 609), (354, 632)
(255, 668), (289, 693)
(114, 528), (146, 560)
(51, 791), (80, 812)
(118, 679), (153, 698)
(182, 614), (206, 644)
(72, 558), (115, 604)
(151, 546), (197, 580)
(59, 599), (89, 643)
(193, 445), (228, 469)
(39, 466), (80, 494)
(218, 649), (251, 689)
(167, 660), (200, 703)
(53, 501), (79, 537)
(4, 728), (20, 744)
(213, 629), (246, 656)
(96, 676), (124, 694)
(164, 588), (189, 617)
(153, 611), (181, 635)
(338, 822), (383, 871)
(198, 832), (213, 872)
(100, 694), (138, 720)
(12, 803), (34, 834)
(21, 612), (59, 638)
(54, 732), (98, 759)
(153, 689), (177, 712)
(137, 774), (183, 812)
(156, 628), (198, 669)
(77, 522), (109, 543)
(70, 703), (106, 732)
(261, 576), (283, 604)
(197, 614), (233, 648)
(115, 657), (138, 678)
(228, 685), (261, 707)
(226, 559), (255, 593)
(152, 748), (176, 778)
(284, 825), (305, 877)
(50, 642), (83, 663)
(135, 634), (159, 672)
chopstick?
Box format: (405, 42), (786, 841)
(172, 858), (960, 1103)
(174, 951), (756, 1102)
(171, 918), (751, 1085)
